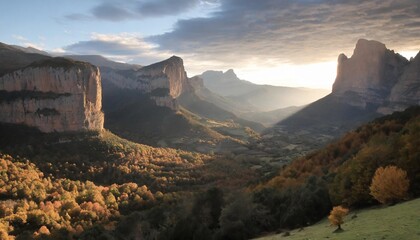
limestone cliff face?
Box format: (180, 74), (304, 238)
(332, 39), (409, 108)
(101, 56), (192, 110)
(331, 39), (420, 114)
(0, 58), (104, 132)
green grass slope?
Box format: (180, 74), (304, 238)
(259, 198), (420, 240)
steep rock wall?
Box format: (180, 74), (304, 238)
(0, 58), (104, 132)
(332, 39), (409, 108)
(101, 56), (189, 110)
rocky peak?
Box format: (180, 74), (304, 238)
(99, 56), (194, 110)
(332, 39), (409, 107)
(224, 69), (239, 81)
(139, 55), (188, 98)
(352, 39), (387, 58)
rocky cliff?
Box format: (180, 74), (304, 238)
(332, 39), (419, 112)
(100, 56), (192, 109)
(332, 39), (409, 108)
(0, 57), (104, 132)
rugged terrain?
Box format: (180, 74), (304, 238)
(251, 39), (420, 168)
(67, 54), (263, 153)
(0, 45), (103, 132)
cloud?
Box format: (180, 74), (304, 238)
(136, 0), (199, 17)
(66, 0), (203, 21)
(64, 33), (172, 64)
(91, 3), (133, 21)
(148, 0), (420, 65)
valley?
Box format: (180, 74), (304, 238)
(0, 35), (419, 240)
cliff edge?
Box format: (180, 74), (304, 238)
(0, 51), (104, 132)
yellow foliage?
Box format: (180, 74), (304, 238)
(328, 206), (349, 229)
(369, 166), (409, 204)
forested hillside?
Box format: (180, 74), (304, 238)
(251, 106), (420, 232)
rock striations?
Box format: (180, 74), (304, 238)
(0, 55), (104, 132)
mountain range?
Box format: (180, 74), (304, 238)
(0, 38), (420, 240)
(2, 39), (419, 156)
(66, 54), (264, 152)
(200, 69), (329, 112)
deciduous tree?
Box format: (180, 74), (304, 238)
(369, 166), (409, 204)
(328, 206), (349, 231)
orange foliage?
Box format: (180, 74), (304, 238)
(369, 166), (409, 204)
(328, 206), (349, 229)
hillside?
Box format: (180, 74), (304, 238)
(258, 198), (420, 240)
(244, 106), (420, 239)
(103, 84), (260, 153)
(70, 54), (265, 153)
(0, 43), (50, 76)
(0, 123), (214, 192)
(0, 123), (260, 239)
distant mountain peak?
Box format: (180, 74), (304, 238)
(225, 68), (235, 74)
(223, 69), (238, 80)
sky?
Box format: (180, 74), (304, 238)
(1, 0), (419, 89)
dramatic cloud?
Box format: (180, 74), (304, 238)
(64, 33), (172, 64)
(149, 0), (420, 65)
(61, 0), (420, 87)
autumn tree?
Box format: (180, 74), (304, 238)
(369, 166), (409, 204)
(328, 206), (349, 231)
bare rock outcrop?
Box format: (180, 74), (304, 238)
(101, 56), (192, 110)
(332, 39), (409, 108)
(0, 57), (104, 132)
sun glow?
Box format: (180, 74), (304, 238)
(399, 50), (418, 60)
(235, 61), (337, 90)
